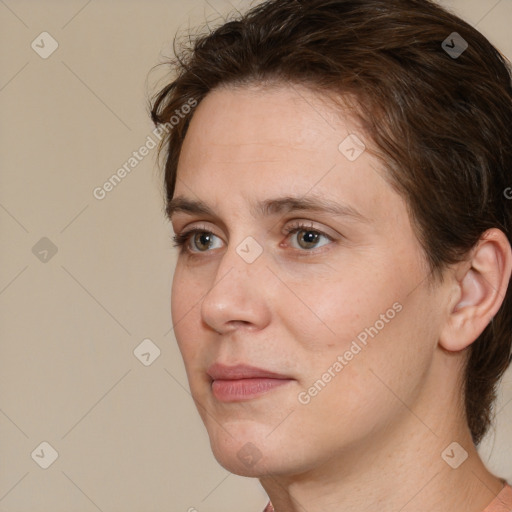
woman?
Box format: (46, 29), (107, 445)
(150, 0), (512, 510)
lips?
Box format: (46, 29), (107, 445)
(207, 363), (293, 402)
(207, 363), (291, 380)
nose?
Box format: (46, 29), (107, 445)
(200, 241), (273, 335)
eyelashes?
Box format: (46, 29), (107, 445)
(172, 221), (335, 254)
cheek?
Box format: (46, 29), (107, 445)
(170, 261), (205, 326)
(283, 262), (402, 353)
(325, 289), (434, 404)
(170, 266), (185, 329)
(291, 307), (433, 447)
(285, 255), (431, 391)
(170, 265), (204, 365)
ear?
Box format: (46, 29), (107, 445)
(439, 228), (512, 352)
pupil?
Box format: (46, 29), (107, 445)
(302, 230), (318, 247)
(196, 233), (211, 250)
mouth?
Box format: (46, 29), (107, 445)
(207, 363), (294, 402)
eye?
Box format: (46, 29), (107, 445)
(284, 222), (333, 250)
(172, 228), (223, 253)
(172, 222), (335, 255)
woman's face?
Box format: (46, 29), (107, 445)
(170, 84), (448, 477)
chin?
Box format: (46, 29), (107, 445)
(213, 446), (299, 478)
(208, 424), (315, 479)
(209, 442), (264, 477)
(205, 423), (281, 477)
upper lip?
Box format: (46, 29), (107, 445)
(207, 363), (291, 381)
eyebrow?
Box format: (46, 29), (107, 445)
(167, 195), (370, 223)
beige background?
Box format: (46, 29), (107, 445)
(1, 0), (511, 510)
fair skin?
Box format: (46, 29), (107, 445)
(169, 83), (512, 512)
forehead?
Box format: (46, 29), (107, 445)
(174, 84), (404, 228)
(179, 84), (356, 166)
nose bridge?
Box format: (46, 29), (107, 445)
(200, 234), (269, 332)
(214, 231), (267, 289)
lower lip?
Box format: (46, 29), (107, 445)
(211, 378), (293, 402)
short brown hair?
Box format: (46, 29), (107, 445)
(150, 0), (512, 445)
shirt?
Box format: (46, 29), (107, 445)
(262, 482), (512, 512)
(483, 483), (512, 512)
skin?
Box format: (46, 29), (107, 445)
(169, 83), (512, 512)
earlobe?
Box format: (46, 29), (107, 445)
(439, 229), (512, 352)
